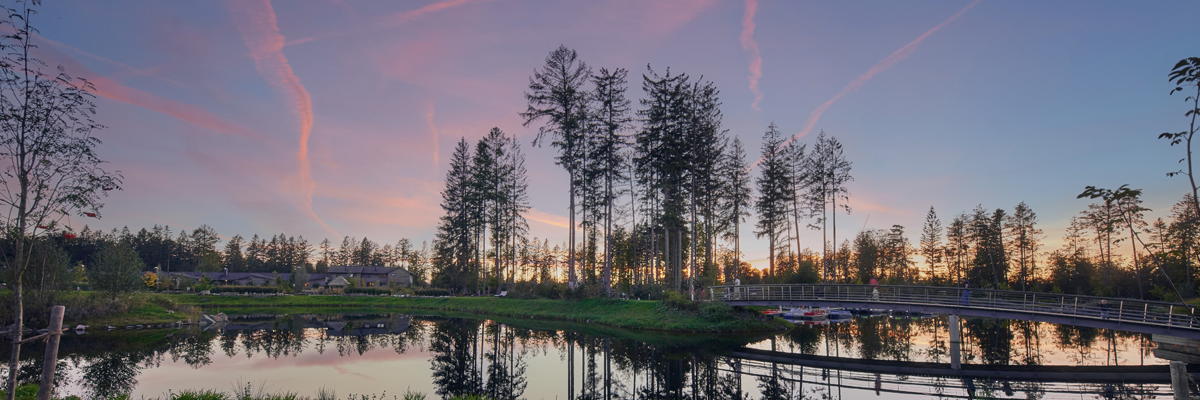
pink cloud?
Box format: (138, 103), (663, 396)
(748, 0), (981, 171)
(315, 178), (444, 232)
(225, 0), (338, 238)
(526, 208), (570, 229)
(846, 196), (911, 220)
(740, 0), (763, 112)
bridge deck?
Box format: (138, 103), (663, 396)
(711, 284), (1200, 339)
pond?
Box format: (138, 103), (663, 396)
(1, 312), (1180, 399)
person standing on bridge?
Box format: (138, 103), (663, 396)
(1100, 299), (1110, 319)
(869, 277), (880, 301)
(960, 279), (971, 306)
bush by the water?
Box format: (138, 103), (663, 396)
(211, 286), (279, 294)
(344, 287), (390, 295)
(660, 290), (698, 312)
(413, 288), (450, 297)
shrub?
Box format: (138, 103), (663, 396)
(211, 286), (279, 294)
(345, 287), (390, 295)
(414, 288), (450, 297)
(661, 290), (697, 312)
(699, 301), (733, 321)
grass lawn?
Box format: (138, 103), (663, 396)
(171, 294), (791, 333)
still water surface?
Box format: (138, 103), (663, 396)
(7, 312), (1178, 399)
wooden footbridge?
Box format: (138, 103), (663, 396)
(710, 284), (1200, 339)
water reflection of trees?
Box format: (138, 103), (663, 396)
(8, 313), (1177, 400)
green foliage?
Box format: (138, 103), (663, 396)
(344, 287), (390, 295)
(699, 301), (733, 321)
(413, 288), (450, 297)
(196, 275), (213, 292)
(210, 286), (279, 294)
(88, 242), (145, 299)
(660, 290), (697, 312)
(0, 383), (37, 400)
(169, 389), (227, 400)
(1151, 284), (1179, 302)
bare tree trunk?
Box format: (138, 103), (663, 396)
(665, 226), (672, 291)
(769, 232), (775, 279)
(1130, 223), (1143, 299)
(833, 192), (838, 283)
(822, 192), (828, 281)
(733, 200), (740, 282)
(604, 172), (612, 297)
(37, 306), (64, 400)
(568, 175), (577, 289)
(630, 164), (638, 289)
(7, 280), (22, 400)
(690, 191), (697, 300)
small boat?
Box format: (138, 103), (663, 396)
(784, 307), (828, 321)
(826, 309), (853, 319)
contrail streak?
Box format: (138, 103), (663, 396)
(285, 0), (494, 46)
(226, 0), (339, 238)
(741, 0), (763, 112)
(747, 0), (981, 171)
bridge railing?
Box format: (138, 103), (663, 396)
(710, 284), (1199, 328)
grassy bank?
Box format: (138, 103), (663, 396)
(0, 291), (202, 328)
(173, 294), (790, 333)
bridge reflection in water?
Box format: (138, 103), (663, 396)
(714, 284), (1200, 399)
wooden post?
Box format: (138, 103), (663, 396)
(37, 306), (64, 400)
(949, 315), (961, 370)
(1170, 361), (1190, 400)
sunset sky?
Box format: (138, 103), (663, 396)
(32, 0), (1200, 269)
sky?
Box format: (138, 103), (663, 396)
(27, 0), (1200, 270)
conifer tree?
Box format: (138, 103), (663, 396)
(920, 206), (943, 284)
(1004, 202), (1042, 290)
(755, 123), (790, 279)
(522, 46), (592, 289)
(721, 137), (753, 283)
(590, 67), (631, 296)
(432, 138), (478, 293)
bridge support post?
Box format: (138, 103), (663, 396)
(1172, 361), (1193, 400)
(949, 314), (961, 370)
